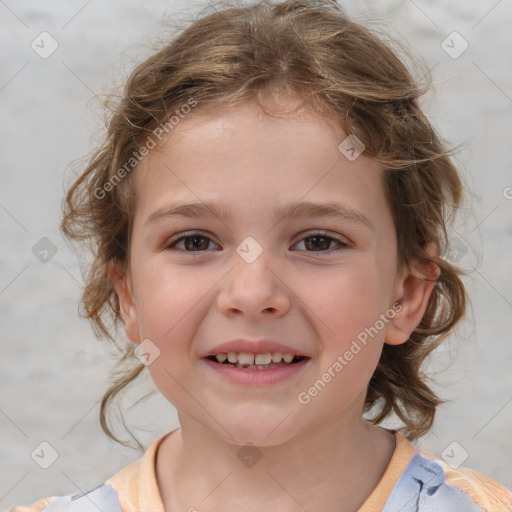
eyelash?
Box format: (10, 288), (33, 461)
(164, 231), (349, 255)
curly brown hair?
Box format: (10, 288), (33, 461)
(61, 0), (467, 447)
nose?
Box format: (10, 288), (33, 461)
(216, 251), (291, 320)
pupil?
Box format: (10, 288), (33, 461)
(185, 236), (208, 251)
(306, 236), (329, 251)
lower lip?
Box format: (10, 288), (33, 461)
(201, 357), (311, 385)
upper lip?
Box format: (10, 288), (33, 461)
(201, 339), (311, 358)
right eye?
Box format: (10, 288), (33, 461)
(165, 232), (220, 253)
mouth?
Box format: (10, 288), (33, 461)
(204, 352), (310, 370)
(200, 340), (313, 385)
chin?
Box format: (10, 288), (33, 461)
(216, 414), (300, 448)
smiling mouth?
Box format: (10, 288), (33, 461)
(206, 352), (309, 370)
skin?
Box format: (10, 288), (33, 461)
(109, 99), (438, 512)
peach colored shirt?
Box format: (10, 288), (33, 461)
(9, 429), (512, 512)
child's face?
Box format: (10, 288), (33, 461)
(111, 100), (434, 445)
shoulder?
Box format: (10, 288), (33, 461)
(7, 432), (169, 512)
(7, 484), (122, 512)
(385, 437), (512, 512)
(423, 451), (512, 512)
(8, 497), (52, 512)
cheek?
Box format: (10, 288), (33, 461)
(134, 263), (207, 403)
(134, 259), (213, 339)
(304, 278), (387, 408)
(307, 262), (392, 338)
(304, 261), (394, 388)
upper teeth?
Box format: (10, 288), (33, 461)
(215, 352), (297, 364)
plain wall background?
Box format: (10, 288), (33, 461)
(1, 0), (511, 508)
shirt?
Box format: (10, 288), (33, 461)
(9, 428), (512, 511)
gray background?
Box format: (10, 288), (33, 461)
(1, 0), (511, 509)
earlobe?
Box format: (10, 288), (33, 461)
(385, 258), (440, 346)
(107, 261), (141, 344)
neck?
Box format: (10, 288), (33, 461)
(156, 408), (396, 512)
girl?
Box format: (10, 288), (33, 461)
(11, 0), (512, 510)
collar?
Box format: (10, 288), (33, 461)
(107, 428), (416, 511)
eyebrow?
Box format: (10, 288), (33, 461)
(146, 200), (373, 231)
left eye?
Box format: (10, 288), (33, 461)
(293, 233), (348, 252)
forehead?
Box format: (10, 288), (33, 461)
(151, 100), (345, 166)
(134, 101), (388, 228)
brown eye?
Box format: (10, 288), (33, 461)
(182, 235), (211, 251)
(294, 232), (348, 253)
(304, 235), (332, 251)
(166, 233), (219, 252)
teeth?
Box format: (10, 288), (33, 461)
(238, 352), (254, 365)
(282, 353), (294, 363)
(216, 353), (227, 363)
(255, 353), (272, 365)
(237, 363), (279, 369)
(215, 352), (299, 365)
(271, 352), (283, 363)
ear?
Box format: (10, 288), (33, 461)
(385, 245), (440, 346)
(108, 260), (141, 344)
